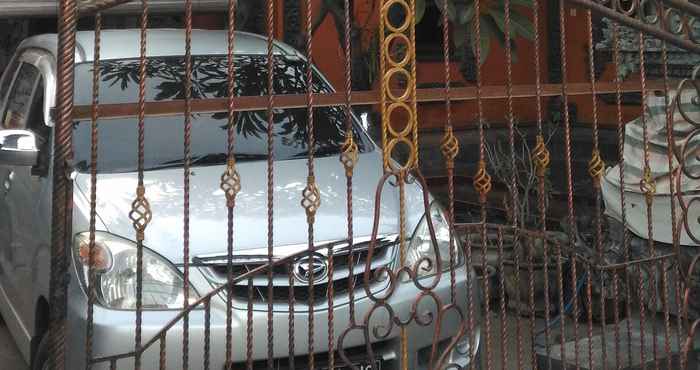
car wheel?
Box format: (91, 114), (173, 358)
(32, 334), (48, 370)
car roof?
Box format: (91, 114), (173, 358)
(18, 29), (298, 63)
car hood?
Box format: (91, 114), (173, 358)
(73, 151), (426, 263)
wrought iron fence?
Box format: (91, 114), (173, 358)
(32, 0), (700, 369)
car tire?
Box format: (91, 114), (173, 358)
(32, 334), (49, 370)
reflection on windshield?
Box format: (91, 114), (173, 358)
(72, 55), (370, 173)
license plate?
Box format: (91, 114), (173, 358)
(321, 360), (381, 370)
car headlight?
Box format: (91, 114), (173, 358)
(73, 231), (199, 310)
(405, 202), (463, 278)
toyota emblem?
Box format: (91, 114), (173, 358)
(292, 253), (329, 284)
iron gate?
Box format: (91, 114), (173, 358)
(36, 0), (700, 369)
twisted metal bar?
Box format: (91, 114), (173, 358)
(78, 0), (132, 14)
(564, 0), (700, 53)
(265, 0), (276, 367)
(585, 8), (606, 370)
(50, 1), (78, 369)
(130, 1), (149, 369)
(611, 20), (635, 369)
(84, 11), (101, 370)
(223, 2), (239, 369)
(182, 0), (194, 368)
(302, 0), (320, 368)
(558, 0), (581, 367)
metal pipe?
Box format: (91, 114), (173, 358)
(0, 0), (230, 17)
(564, 0), (700, 54)
(660, 0), (700, 19)
(70, 80), (671, 121)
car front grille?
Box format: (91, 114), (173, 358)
(196, 234), (398, 306)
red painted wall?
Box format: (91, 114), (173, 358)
(195, 0), (642, 130)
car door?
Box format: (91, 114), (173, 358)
(0, 57), (20, 269)
(0, 57), (47, 332)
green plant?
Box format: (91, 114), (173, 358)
(416, 0), (535, 65)
(308, 0), (535, 88)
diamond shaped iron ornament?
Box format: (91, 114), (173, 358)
(301, 175), (321, 223)
(129, 184), (152, 242)
(440, 129), (459, 169)
(473, 160), (492, 202)
(588, 149), (605, 187)
(340, 135), (359, 177)
(641, 166), (657, 196)
(220, 159), (242, 208)
(532, 134), (551, 177)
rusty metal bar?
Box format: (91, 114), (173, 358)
(264, 0), (275, 367)
(49, 0), (78, 370)
(70, 81), (671, 120)
(0, 0), (231, 17)
(182, 0), (194, 367)
(659, 0), (700, 19)
(83, 10), (101, 370)
(564, 0), (700, 53)
(132, 1), (149, 369)
(78, 0), (132, 14)
(222, 1), (239, 369)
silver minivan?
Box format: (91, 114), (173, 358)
(0, 29), (480, 370)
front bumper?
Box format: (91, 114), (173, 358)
(65, 263), (481, 370)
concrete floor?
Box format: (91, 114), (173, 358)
(0, 315), (28, 370)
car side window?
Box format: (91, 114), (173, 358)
(1, 63), (40, 129)
(27, 77), (50, 176)
(0, 58), (19, 109)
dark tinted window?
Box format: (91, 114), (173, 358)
(0, 58), (19, 110)
(2, 63), (40, 129)
(72, 55), (370, 173)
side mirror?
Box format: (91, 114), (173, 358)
(0, 129), (39, 166)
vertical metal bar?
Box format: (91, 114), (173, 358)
(301, 0), (322, 370)
(501, 0), (523, 365)
(340, 0), (358, 336)
(610, 20), (634, 369)
(50, 0), (77, 369)
(159, 333), (167, 370)
(132, 1), (150, 369)
(377, 2), (420, 367)
(530, 0), (552, 366)
(84, 11), (101, 370)
(655, 4), (683, 368)
(497, 227), (508, 370)
(439, 0), (459, 308)
(287, 262), (296, 370)
(408, 0), (419, 165)
(204, 298), (211, 370)
(265, 0), (276, 367)
(612, 270), (622, 369)
(246, 278), (254, 370)
(398, 176), (409, 370)
(555, 239), (567, 368)
(182, 0), (194, 368)
(557, 0), (580, 367)
(302, 0), (320, 368)
(223, 0), (240, 368)
(471, 0), (492, 367)
(585, 8), (606, 370)
(527, 237), (538, 370)
(637, 27), (655, 370)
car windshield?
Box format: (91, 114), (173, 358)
(72, 55), (370, 173)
